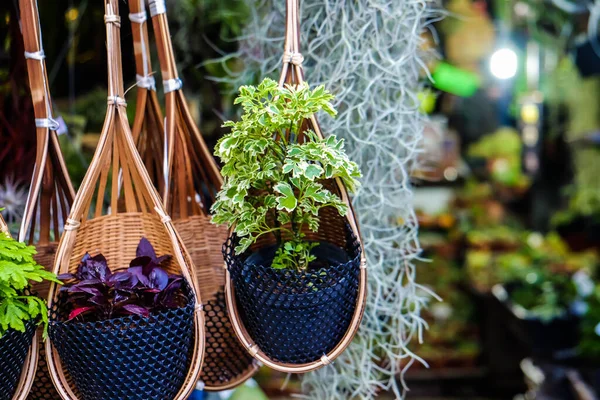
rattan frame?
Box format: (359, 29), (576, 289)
(17, 1), (77, 398)
(128, 0), (166, 196)
(144, 0), (259, 390)
(45, 1), (205, 399)
(223, 0), (368, 373)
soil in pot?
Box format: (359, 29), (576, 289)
(226, 234), (361, 364)
(48, 285), (195, 400)
(0, 320), (36, 400)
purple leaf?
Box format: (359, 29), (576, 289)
(122, 304), (150, 318)
(129, 256), (151, 269)
(114, 290), (131, 304)
(128, 266), (150, 287)
(149, 267), (169, 290)
(136, 237), (157, 260)
(108, 271), (131, 284)
(68, 306), (94, 321)
(88, 295), (108, 305)
(57, 273), (76, 281)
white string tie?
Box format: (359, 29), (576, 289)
(163, 78), (182, 93)
(64, 219), (81, 231)
(24, 50), (45, 60)
(149, 0), (167, 17)
(104, 14), (121, 27)
(128, 11), (147, 24)
(321, 354), (332, 365)
(107, 96), (127, 106)
(248, 344), (259, 357)
(153, 206), (171, 223)
(195, 303), (204, 311)
(35, 118), (59, 131)
(136, 74), (156, 90)
(283, 51), (304, 66)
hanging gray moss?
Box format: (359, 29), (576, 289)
(218, 0), (441, 398)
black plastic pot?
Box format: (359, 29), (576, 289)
(494, 284), (580, 359)
(0, 320), (36, 400)
(49, 286), (195, 400)
(225, 234), (361, 364)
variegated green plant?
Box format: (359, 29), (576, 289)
(211, 78), (361, 271)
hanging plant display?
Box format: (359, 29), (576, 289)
(214, 12), (367, 369)
(45, 1), (205, 399)
(0, 214), (59, 400)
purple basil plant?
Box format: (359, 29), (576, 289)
(58, 237), (185, 321)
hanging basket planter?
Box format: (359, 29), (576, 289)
(224, 228), (362, 364)
(19, 0), (76, 398)
(216, 0), (367, 373)
(49, 284), (195, 400)
(45, 2), (204, 399)
(121, 0), (259, 390)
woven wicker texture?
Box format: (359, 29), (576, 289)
(146, 0), (257, 390)
(225, 228), (361, 364)
(49, 286), (195, 400)
(46, 2), (204, 399)
(0, 322), (36, 400)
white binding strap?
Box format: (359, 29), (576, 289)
(136, 74), (156, 90)
(149, 0), (167, 17)
(107, 96), (127, 106)
(283, 51), (304, 66)
(128, 11), (147, 24)
(163, 78), (182, 93)
(35, 118), (59, 131)
(104, 14), (121, 26)
(321, 354), (332, 366)
(24, 50), (45, 60)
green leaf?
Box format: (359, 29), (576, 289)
(274, 183), (297, 212)
(305, 164), (324, 180)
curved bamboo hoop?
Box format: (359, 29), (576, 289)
(223, 0), (368, 373)
(17, 0), (77, 398)
(147, 0), (259, 390)
(45, 1), (204, 399)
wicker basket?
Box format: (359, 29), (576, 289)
(17, 0), (77, 398)
(133, 1), (259, 390)
(44, 2), (204, 399)
(223, 0), (368, 373)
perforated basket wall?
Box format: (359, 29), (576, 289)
(201, 290), (256, 387)
(224, 228), (361, 364)
(0, 321), (36, 400)
(48, 285), (195, 400)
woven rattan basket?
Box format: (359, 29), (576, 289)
(223, 0), (368, 373)
(44, 1), (204, 399)
(134, 0), (258, 390)
(18, 0), (76, 398)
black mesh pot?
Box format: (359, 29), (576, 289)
(48, 286), (195, 400)
(224, 231), (361, 364)
(0, 320), (36, 400)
